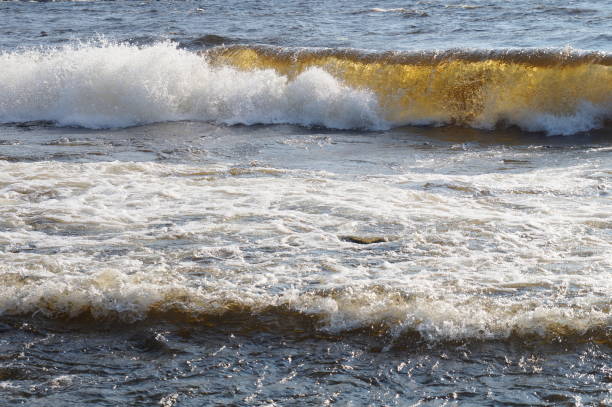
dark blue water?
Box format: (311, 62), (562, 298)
(1, 0), (610, 51)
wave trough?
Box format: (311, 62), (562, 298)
(0, 42), (610, 135)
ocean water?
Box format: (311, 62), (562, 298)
(0, 1), (610, 405)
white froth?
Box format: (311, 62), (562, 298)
(0, 42), (383, 130)
(0, 159), (610, 340)
(475, 100), (612, 136)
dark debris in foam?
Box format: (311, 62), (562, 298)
(2, 120), (56, 130)
(339, 235), (395, 244)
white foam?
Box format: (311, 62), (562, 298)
(0, 41), (384, 130)
(475, 100), (612, 136)
(370, 8), (412, 13)
(0, 160), (610, 340)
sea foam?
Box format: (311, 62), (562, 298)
(0, 160), (610, 341)
(0, 42), (383, 130)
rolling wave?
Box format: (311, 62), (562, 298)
(208, 45), (612, 136)
(0, 41), (610, 135)
(0, 270), (608, 343)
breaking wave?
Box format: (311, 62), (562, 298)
(0, 269), (609, 343)
(209, 45), (612, 136)
(0, 41), (610, 135)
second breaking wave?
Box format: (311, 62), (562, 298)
(0, 41), (610, 135)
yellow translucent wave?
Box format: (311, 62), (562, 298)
(205, 46), (612, 127)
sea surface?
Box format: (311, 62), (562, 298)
(0, 1), (611, 405)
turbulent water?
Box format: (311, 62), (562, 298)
(0, 1), (611, 406)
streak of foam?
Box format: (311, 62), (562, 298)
(366, 8), (429, 16)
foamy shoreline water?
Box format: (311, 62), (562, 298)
(1, 139), (610, 342)
(1, 121), (610, 405)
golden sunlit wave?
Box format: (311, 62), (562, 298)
(206, 45), (612, 134)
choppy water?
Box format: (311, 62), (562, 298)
(0, 1), (611, 406)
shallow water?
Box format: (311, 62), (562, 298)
(0, 0), (611, 405)
(1, 121), (610, 405)
(1, 317), (610, 406)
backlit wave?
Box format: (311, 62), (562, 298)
(0, 41), (610, 135)
(207, 45), (612, 135)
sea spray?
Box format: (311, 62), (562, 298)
(0, 41), (383, 130)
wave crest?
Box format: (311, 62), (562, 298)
(208, 45), (612, 135)
(0, 42), (610, 135)
(0, 42), (382, 130)
(1, 268), (609, 343)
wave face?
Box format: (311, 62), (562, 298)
(208, 46), (612, 135)
(0, 42), (611, 135)
(2, 269), (609, 343)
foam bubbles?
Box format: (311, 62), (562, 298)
(0, 41), (384, 130)
(0, 159), (610, 341)
(502, 101), (611, 136)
